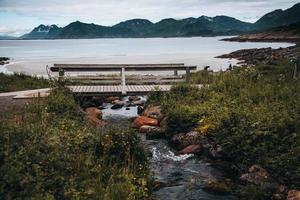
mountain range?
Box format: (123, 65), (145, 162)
(16, 3), (300, 39)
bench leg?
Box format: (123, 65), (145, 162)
(185, 67), (190, 83)
(174, 70), (178, 76)
(121, 67), (126, 94)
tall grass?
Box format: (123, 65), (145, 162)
(0, 87), (152, 199)
(148, 60), (300, 192)
(0, 73), (49, 92)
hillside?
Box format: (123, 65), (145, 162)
(254, 3), (300, 30)
(19, 3), (300, 39)
(21, 16), (253, 39)
(223, 21), (300, 43)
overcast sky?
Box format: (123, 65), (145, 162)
(0, 0), (299, 36)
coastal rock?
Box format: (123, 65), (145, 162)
(85, 107), (105, 126)
(139, 125), (165, 139)
(175, 144), (202, 155)
(170, 131), (202, 149)
(240, 165), (275, 186)
(287, 190), (300, 200)
(132, 116), (158, 129)
(142, 105), (164, 122)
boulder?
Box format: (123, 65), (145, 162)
(176, 144), (202, 155)
(240, 165), (276, 187)
(137, 106), (144, 115)
(85, 107), (105, 126)
(106, 96), (119, 103)
(142, 105), (164, 122)
(111, 100), (126, 109)
(139, 125), (165, 139)
(287, 190), (300, 200)
(132, 116), (158, 129)
(170, 131), (202, 149)
(132, 100), (146, 106)
(272, 185), (288, 200)
(128, 96), (141, 102)
(208, 146), (223, 160)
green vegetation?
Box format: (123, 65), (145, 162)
(0, 87), (152, 199)
(0, 73), (49, 92)
(148, 59), (300, 197)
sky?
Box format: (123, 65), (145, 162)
(0, 0), (299, 36)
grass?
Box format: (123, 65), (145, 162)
(0, 73), (49, 92)
(0, 87), (153, 199)
(147, 59), (300, 198)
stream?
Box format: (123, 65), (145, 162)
(102, 96), (237, 200)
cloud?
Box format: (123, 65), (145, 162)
(0, 0), (299, 36)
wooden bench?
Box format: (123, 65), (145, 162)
(48, 63), (197, 95)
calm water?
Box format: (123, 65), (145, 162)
(0, 37), (293, 75)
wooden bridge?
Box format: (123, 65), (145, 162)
(49, 63), (199, 95)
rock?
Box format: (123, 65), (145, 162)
(85, 107), (105, 126)
(137, 106), (144, 115)
(287, 190), (300, 200)
(125, 107), (130, 110)
(208, 146), (223, 160)
(203, 178), (231, 195)
(240, 165), (275, 186)
(111, 100), (126, 109)
(106, 96), (119, 103)
(170, 131), (203, 149)
(142, 105), (164, 122)
(132, 100), (146, 106)
(273, 185), (288, 200)
(139, 125), (165, 139)
(132, 116), (158, 129)
(128, 96), (141, 102)
(176, 144), (202, 155)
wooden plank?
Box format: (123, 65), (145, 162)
(50, 64), (196, 72)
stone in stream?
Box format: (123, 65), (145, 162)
(202, 178), (231, 195)
(139, 125), (165, 139)
(111, 100), (126, 109)
(85, 107), (105, 126)
(128, 96), (141, 102)
(287, 190), (300, 200)
(142, 104), (164, 122)
(106, 96), (119, 103)
(240, 165), (274, 185)
(170, 131), (203, 150)
(132, 100), (146, 106)
(175, 144), (202, 156)
(132, 116), (158, 129)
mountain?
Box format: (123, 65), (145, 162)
(19, 3), (300, 39)
(254, 3), (300, 30)
(20, 24), (62, 39)
(223, 21), (300, 42)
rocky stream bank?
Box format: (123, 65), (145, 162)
(79, 96), (300, 199)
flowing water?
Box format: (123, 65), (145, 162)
(103, 96), (237, 199)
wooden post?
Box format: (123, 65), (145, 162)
(185, 67), (191, 83)
(58, 68), (65, 85)
(121, 67), (126, 94)
(174, 70), (178, 76)
(293, 58), (299, 79)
